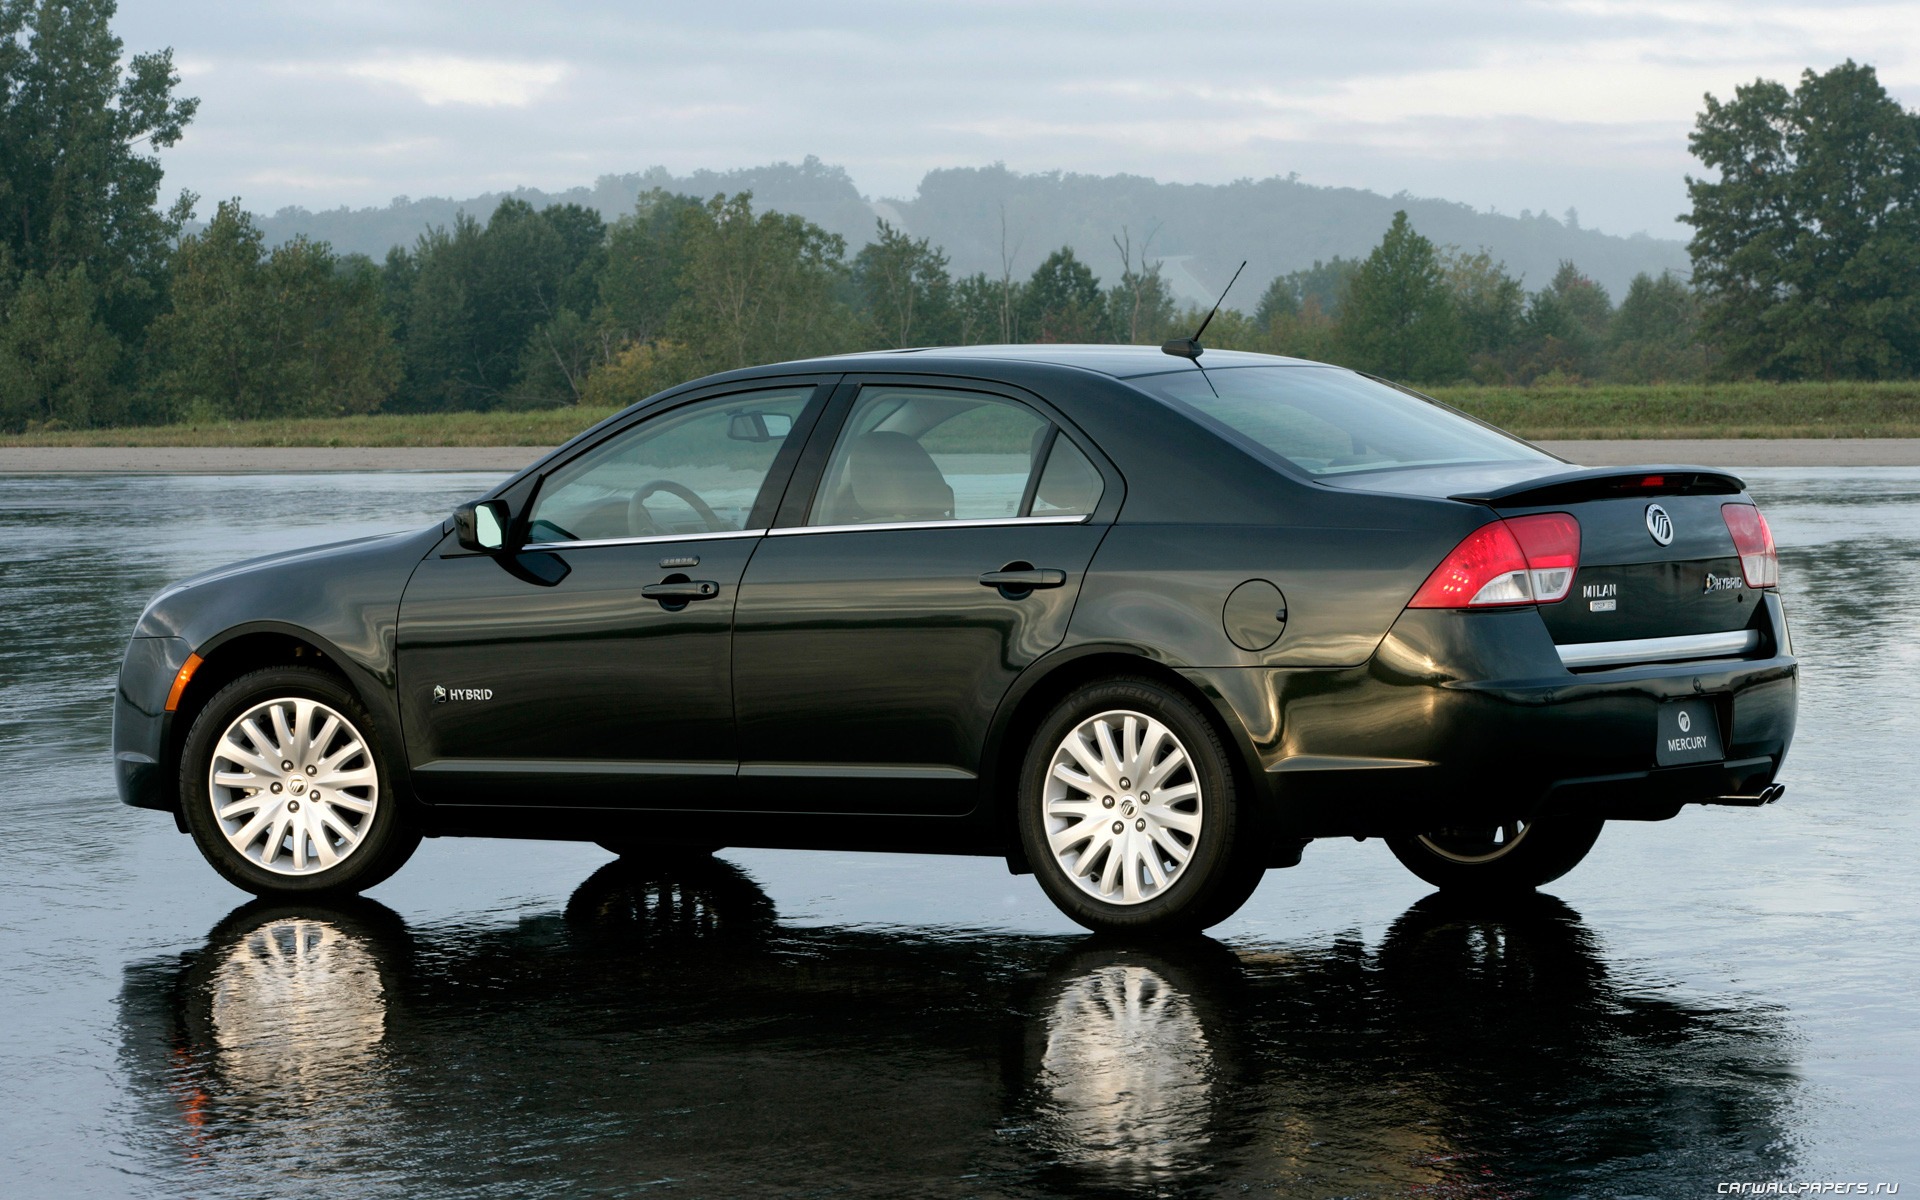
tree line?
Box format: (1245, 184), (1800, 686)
(4, 1), (1916, 432)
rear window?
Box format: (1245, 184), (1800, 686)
(1132, 365), (1555, 477)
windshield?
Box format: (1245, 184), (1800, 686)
(1132, 365), (1555, 477)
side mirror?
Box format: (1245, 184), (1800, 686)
(727, 411), (794, 443)
(454, 500), (509, 552)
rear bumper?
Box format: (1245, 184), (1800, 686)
(113, 636), (190, 813)
(1188, 593), (1797, 838)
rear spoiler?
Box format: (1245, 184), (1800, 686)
(1451, 465), (1747, 507)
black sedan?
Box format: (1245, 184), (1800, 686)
(113, 346), (1797, 932)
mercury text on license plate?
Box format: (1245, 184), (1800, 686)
(1655, 698), (1724, 767)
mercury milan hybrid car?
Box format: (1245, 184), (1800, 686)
(113, 346), (1797, 932)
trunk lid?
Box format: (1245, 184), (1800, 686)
(1457, 468), (1758, 646)
(1327, 464), (1768, 649)
(1500, 492), (1757, 645)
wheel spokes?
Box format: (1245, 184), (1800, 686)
(1043, 708), (1204, 907)
(208, 696), (379, 877)
(219, 738), (279, 778)
(1051, 761), (1096, 792)
(229, 803), (279, 850)
(268, 704), (297, 761)
(1092, 719), (1123, 781)
(310, 711), (342, 762)
(1061, 733), (1112, 790)
(1147, 823), (1192, 866)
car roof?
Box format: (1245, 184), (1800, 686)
(731, 344), (1329, 381)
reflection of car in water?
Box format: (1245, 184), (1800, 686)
(118, 860), (1799, 1196)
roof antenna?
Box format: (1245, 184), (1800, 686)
(1162, 259), (1246, 360)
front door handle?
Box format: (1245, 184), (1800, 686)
(641, 579), (719, 601)
(978, 568), (1067, 590)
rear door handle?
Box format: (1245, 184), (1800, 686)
(978, 568), (1067, 590)
(641, 580), (720, 600)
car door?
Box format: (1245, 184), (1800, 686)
(731, 377), (1120, 814)
(397, 381), (833, 808)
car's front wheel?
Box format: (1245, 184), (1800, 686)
(1018, 677), (1266, 934)
(180, 666), (419, 896)
(1384, 815), (1604, 893)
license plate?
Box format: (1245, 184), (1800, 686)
(1655, 699), (1723, 766)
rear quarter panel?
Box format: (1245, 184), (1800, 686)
(1028, 369), (1494, 670)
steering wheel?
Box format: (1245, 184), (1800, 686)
(627, 479), (726, 536)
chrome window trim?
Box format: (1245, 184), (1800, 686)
(1556, 629), (1762, 670)
(521, 528), (768, 552)
(770, 514), (1093, 537)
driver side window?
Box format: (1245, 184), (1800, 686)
(527, 388), (812, 544)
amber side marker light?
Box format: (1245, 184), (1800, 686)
(164, 653), (203, 712)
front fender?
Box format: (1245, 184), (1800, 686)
(121, 524), (444, 809)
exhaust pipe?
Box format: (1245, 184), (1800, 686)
(1708, 783), (1786, 807)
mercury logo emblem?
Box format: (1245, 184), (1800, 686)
(1645, 503), (1675, 546)
(1678, 710), (1692, 733)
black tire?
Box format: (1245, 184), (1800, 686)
(1384, 814), (1605, 893)
(179, 666), (420, 897)
(1017, 677), (1265, 934)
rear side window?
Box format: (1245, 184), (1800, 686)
(1132, 366), (1554, 477)
(1031, 436), (1102, 517)
(809, 387), (1100, 525)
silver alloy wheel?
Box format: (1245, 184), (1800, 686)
(1043, 709), (1203, 905)
(1417, 820), (1533, 864)
(207, 697), (379, 875)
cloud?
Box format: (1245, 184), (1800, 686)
(342, 55), (567, 108)
(115, 0), (1920, 238)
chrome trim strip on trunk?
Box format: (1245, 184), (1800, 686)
(1556, 629), (1762, 669)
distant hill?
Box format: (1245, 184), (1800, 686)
(891, 166), (1690, 306)
(250, 156), (877, 267)
(252, 157), (1689, 307)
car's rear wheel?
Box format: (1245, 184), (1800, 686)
(180, 666), (419, 897)
(1384, 815), (1604, 893)
(1018, 677), (1265, 934)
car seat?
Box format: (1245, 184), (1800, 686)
(820, 431), (955, 523)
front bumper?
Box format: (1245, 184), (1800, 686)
(1190, 594), (1798, 838)
(113, 636), (192, 813)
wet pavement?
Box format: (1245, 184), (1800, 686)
(0, 467), (1915, 1198)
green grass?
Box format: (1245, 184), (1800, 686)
(4, 381), (1919, 447)
(1427, 380), (1920, 440)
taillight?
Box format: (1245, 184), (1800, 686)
(1408, 513), (1582, 609)
(1721, 503), (1779, 587)
(1508, 513), (1580, 603)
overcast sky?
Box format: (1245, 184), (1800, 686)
(114, 1), (1920, 240)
